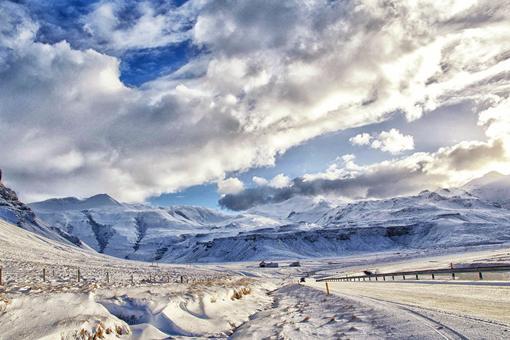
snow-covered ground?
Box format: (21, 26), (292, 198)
(28, 180), (510, 263)
(2, 213), (510, 339)
(2, 173), (510, 338)
(0, 218), (278, 339)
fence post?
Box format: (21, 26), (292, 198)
(432, 273), (435, 280)
(77, 268), (81, 283)
(403, 275), (406, 280)
(43, 268), (46, 282)
(415, 274), (419, 280)
(451, 272), (455, 280)
(479, 272), (483, 280)
(0, 267), (2, 285)
(131, 274), (134, 285)
(106, 271), (109, 284)
(180, 275), (184, 284)
(325, 282), (330, 295)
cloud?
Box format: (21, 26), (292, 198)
(220, 135), (510, 210)
(217, 177), (244, 195)
(349, 133), (371, 146)
(82, 0), (202, 51)
(0, 0), (510, 203)
(268, 173), (292, 189)
(371, 129), (415, 154)
(252, 176), (268, 186)
(351, 129), (414, 154)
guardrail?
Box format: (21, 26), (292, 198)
(315, 265), (510, 282)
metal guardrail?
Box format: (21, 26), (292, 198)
(315, 265), (510, 282)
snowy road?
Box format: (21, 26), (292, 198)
(306, 280), (510, 339)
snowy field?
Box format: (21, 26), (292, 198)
(2, 215), (510, 339)
(0, 218), (277, 339)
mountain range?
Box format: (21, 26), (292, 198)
(2, 172), (510, 263)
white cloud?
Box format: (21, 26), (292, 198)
(371, 129), (415, 155)
(269, 174), (292, 189)
(349, 133), (372, 146)
(217, 177), (244, 195)
(351, 129), (414, 154)
(252, 176), (268, 186)
(82, 0), (202, 51)
(0, 0), (510, 203)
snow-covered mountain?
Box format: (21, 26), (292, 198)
(0, 182), (83, 246)
(463, 172), (510, 208)
(27, 186), (510, 263)
(29, 193), (121, 211)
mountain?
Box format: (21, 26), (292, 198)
(28, 188), (510, 263)
(463, 172), (510, 208)
(0, 182), (83, 246)
(29, 193), (121, 211)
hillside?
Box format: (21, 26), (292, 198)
(463, 172), (510, 208)
(28, 187), (510, 263)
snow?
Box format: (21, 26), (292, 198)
(463, 172), (510, 208)
(25, 185), (510, 263)
(2, 211), (510, 338)
(0, 218), (278, 339)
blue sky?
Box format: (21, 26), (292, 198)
(0, 0), (508, 207)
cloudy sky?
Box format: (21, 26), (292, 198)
(0, 0), (509, 209)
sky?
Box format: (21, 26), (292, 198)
(0, 0), (509, 209)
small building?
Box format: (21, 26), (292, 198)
(289, 261), (301, 267)
(259, 261), (279, 268)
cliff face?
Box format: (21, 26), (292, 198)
(0, 183), (39, 227)
(0, 182), (82, 246)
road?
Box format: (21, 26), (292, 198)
(307, 280), (510, 339)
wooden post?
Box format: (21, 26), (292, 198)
(0, 267), (2, 285)
(375, 276), (378, 281)
(451, 272), (455, 280)
(403, 275), (406, 280)
(383, 275), (386, 281)
(106, 271), (110, 284)
(479, 272), (483, 280)
(325, 282), (330, 295)
(77, 268), (81, 282)
(392, 275), (395, 280)
(180, 275), (184, 284)
(432, 273), (435, 280)
(43, 268), (46, 282)
(131, 274), (134, 285)
(415, 274), (419, 280)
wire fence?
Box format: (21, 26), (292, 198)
(0, 262), (228, 290)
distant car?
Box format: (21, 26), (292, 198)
(300, 277), (306, 283)
(363, 270), (374, 275)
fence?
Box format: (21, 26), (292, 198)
(315, 265), (510, 282)
(0, 263), (226, 289)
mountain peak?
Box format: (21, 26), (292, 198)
(464, 171), (508, 188)
(30, 193), (121, 211)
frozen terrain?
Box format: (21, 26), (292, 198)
(0, 217), (277, 339)
(2, 211), (510, 339)
(1, 174), (510, 338)
(28, 174), (510, 263)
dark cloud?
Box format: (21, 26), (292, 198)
(219, 164), (444, 211)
